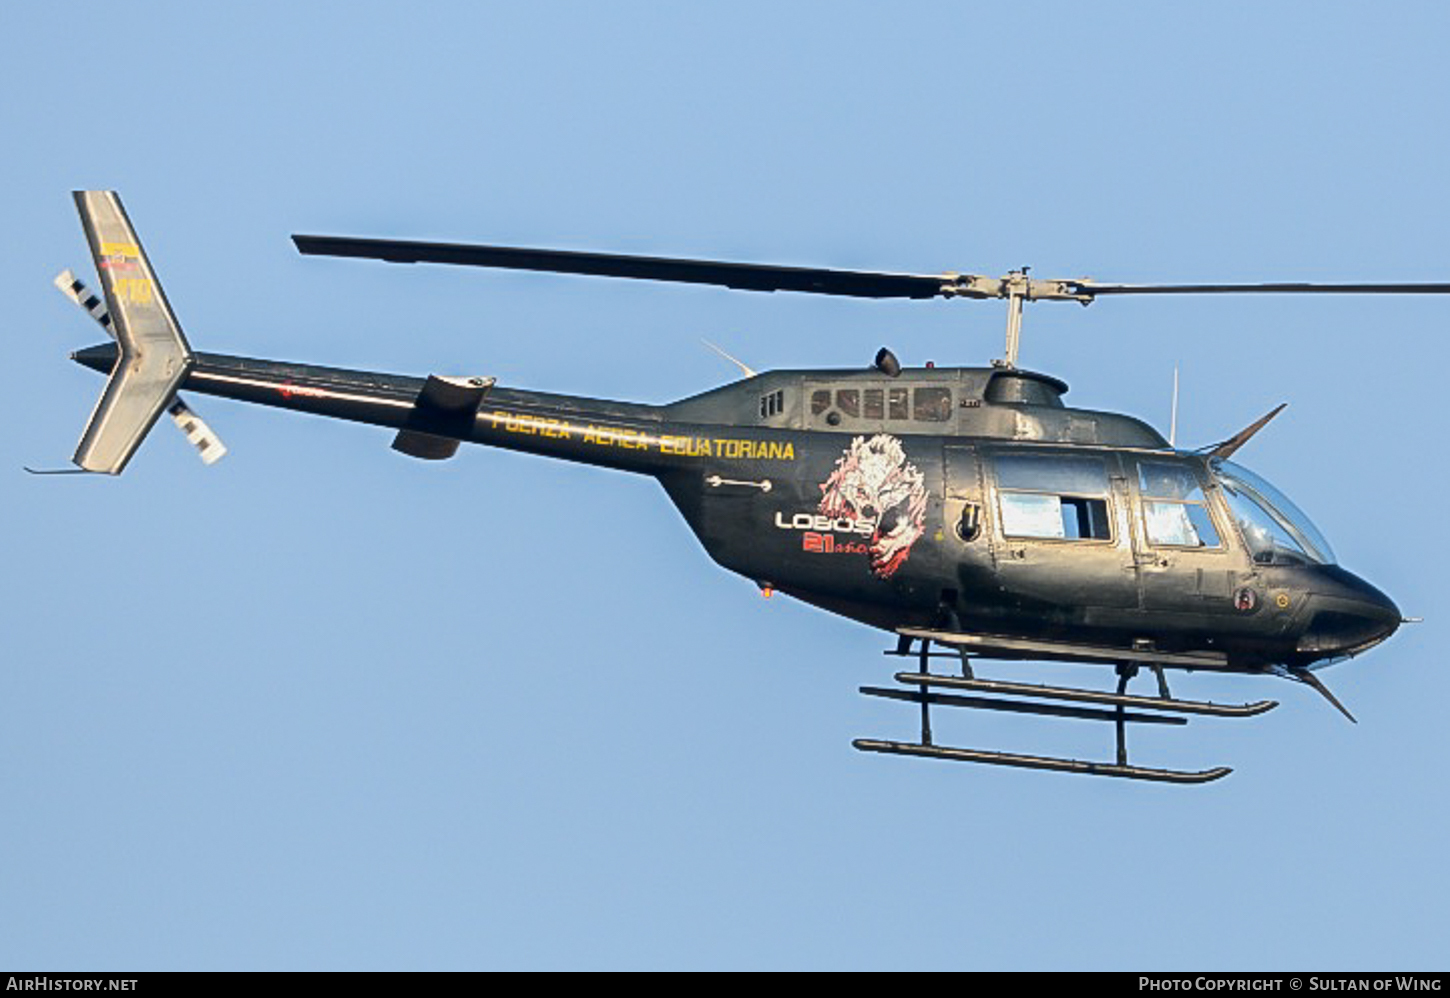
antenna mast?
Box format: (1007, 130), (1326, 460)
(1170, 366), (1180, 448)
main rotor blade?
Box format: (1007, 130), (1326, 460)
(291, 235), (951, 299)
(1078, 281), (1450, 296)
(291, 235), (1450, 304)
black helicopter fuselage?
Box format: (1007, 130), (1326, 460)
(71, 344), (1400, 673)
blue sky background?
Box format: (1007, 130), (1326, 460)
(3, 1), (1448, 970)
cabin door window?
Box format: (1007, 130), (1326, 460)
(994, 454), (1112, 542)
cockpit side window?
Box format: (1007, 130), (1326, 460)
(1138, 461), (1222, 549)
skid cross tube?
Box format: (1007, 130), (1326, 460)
(1114, 665), (1134, 767)
(917, 638), (932, 745)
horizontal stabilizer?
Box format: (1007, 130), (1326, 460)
(392, 430), (461, 461)
(392, 374), (494, 460)
(70, 192), (193, 474)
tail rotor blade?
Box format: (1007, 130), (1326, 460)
(167, 398), (227, 465)
(54, 269), (113, 334)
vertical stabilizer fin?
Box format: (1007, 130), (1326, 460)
(70, 191), (194, 474)
(55, 268), (225, 466)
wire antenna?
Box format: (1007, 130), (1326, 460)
(700, 339), (757, 378)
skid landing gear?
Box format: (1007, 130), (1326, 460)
(855, 637), (1279, 784)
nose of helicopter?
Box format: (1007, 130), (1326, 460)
(1294, 566), (1402, 661)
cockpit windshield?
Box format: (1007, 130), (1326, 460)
(1212, 459), (1336, 565)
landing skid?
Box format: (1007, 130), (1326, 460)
(891, 673), (1278, 717)
(854, 637), (1273, 784)
(852, 739), (1232, 784)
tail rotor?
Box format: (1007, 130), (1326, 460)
(54, 268), (226, 466)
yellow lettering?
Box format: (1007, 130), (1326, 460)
(112, 277), (154, 304)
(485, 411), (573, 439)
(705, 437), (796, 461)
(657, 436), (713, 458)
(582, 424), (651, 449)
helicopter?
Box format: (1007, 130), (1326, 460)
(44, 190), (1441, 784)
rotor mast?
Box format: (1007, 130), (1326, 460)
(935, 269), (1093, 368)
